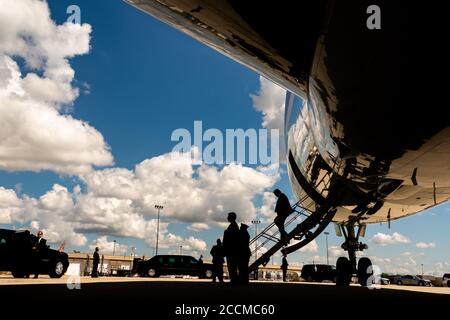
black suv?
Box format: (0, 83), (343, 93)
(301, 264), (337, 282)
(134, 255), (213, 278)
(0, 229), (69, 278)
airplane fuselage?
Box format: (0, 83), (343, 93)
(127, 0), (450, 224)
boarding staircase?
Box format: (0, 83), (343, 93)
(248, 171), (337, 273)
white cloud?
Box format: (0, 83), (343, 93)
(250, 76), (286, 160)
(89, 236), (128, 255)
(80, 150), (279, 225)
(0, 1), (282, 253)
(0, 0), (113, 174)
(0, 187), (21, 207)
(432, 261), (450, 276)
(328, 245), (346, 258)
(299, 240), (318, 253)
(23, 184), (87, 247)
(1, 149), (278, 252)
(258, 191), (277, 222)
(251, 76), (286, 132)
(416, 242), (436, 249)
(188, 223), (210, 232)
(371, 232), (410, 246)
(371, 256), (392, 265)
(310, 255), (325, 264)
(401, 252), (425, 257)
(162, 234), (207, 252)
(0, 187), (22, 223)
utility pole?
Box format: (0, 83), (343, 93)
(113, 239), (116, 256)
(324, 232), (329, 265)
(130, 246), (136, 275)
(155, 204), (164, 255)
(179, 245), (182, 255)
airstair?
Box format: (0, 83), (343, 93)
(248, 175), (337, 273)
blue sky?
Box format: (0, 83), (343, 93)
(0, 0), (448, 276)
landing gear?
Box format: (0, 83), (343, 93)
(336, 257), (352, 286)
(335, 224), (371, 287)
(357, 257), (373, 287)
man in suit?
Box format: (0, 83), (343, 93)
(91, 247), (100, 278)
(273, 189), (294, 239)
(210, 239), (225, 283)
(223, 212), (240, 284)
(237, 224), (251, 284)
(281, 253), (289, 282)
(32, 230), (47, 278)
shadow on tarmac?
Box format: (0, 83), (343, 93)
(1, 281), (448, 317)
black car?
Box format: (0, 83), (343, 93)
(134, 255), (214, 278)
(0, 229), (69, 278)
(301, 264), (337, 282)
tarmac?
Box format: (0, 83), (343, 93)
(1, 275), (448, 317)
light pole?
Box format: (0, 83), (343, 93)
(112, 239), (116, 256)
(252, 220), (261, 261)
(324, 232), (329, 265)
(130, 246), (136, 275)
(421, 264), (424, 277)
(179, 246), (182, 255)
(155, 204), (164, 255)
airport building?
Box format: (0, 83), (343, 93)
(67, 253), (301, 280)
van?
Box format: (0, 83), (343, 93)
(301, 264), (336, 282)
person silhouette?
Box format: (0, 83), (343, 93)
(273, 189), (294, 240)
(238, 223), (251, 284)
(32, 230), (47, 278)
(198, 255), (204, 264)
(91, 247), (100, 278)
(223, 212), (240, 284)
(210, 239), (224, 283)
(281, 253), (289, 282)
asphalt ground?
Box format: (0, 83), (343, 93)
(0, 276), (448, 318)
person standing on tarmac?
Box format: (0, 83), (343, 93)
(223, 212), (240, 284)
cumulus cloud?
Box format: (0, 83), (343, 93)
(432, 261), (450, 276)
(371, 256), (392, 265)
(258, 191), (277, 222)
(328, 245), (346, 258)
(188, 223), (210, 232)
(371, 232), (410, 246)
(299, 240), (318, 253)
(0, 0), (113, 174)
(416, 242), (436, 249)
(401, 252), (425, 257)
(162, 234), (207, 252)
(1, 149), (278, 251)
(0, 1), (282, 255)
(80, 150), (279, 224)
(0, 187), (22, 223)
(251, 76), (287, 161)
(22, 184), (87, 247)
(251, 76), (286, 132)
(89, 236), (128, 255)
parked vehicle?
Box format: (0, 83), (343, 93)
(0, 229), (69, 278)
(133, 255), (213, 278)
(395, 275), (431, 286)
(301, 264), (336, 282)
(442, 273), (450, 287)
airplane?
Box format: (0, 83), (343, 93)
(125, 0), (450, 286)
